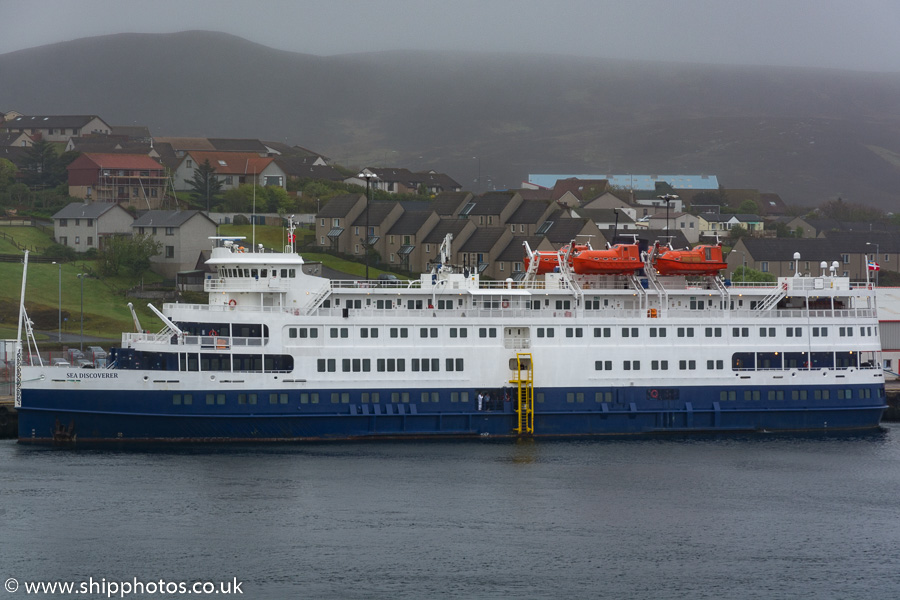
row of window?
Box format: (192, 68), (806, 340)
(58, 218), (94, 227)
(219, 268), (297, 279)
(595, 351), (865, 372)
(316, 357), (465, 373)
(287, 325), (877, 341)
(172, 387), (877, 406)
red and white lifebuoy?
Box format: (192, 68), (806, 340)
(501, 301), (510, 309)
(228, 299), (237, 307)
(650, 389), (659, 399)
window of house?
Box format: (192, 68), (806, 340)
(87, 237), (93, 246)
(165, 246), (174, 258)
(75, 236), (80, 244)
(59, 219), (67, 227)
(166, 227), (174, 236)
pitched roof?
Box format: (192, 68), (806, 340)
(431, 192), (471, 215)
(70, 153), (164, 170)
(185, 152), (273, 175)
(508, 200), (551, 224)
(132, 210), (212, 229)
(208, 138), (269, 153)
(109, 125), (151, 139)
(738, 237), (838, 261)
(152, 137), (216, 151)
(468, 191), (516, 215)
(551, 178), (609, 203)
(577, 208), (636, 224)
(274, 158), (343, 180)
(2, 115), (107, 129)
(318, 194), (364, 218)
(542, 218), (591, 244)
(458, 227), (507, 253)
(818, 230), (900, 253)
(352, 202), (396, 228)
(423, 219), (471, 244)
(388, 211), (432, 235)
(496, 236), (543, 262)
(53, 202), (128, 220)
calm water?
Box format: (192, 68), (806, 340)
(1, 427), (899, 599)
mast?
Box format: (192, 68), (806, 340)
(14, 251), (28, 408)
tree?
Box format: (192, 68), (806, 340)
(21, 140), (69, 190)
(98, 234), (161, 276)
(732, 266), (776, 283)
(728, 224), (750, 242)
(188, 159), (223, 211)
(737, 199), (760, 215)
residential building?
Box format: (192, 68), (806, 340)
(1, 115), (111, 143)
(66, 153), (167, 209)
(314, 194), (367, 254)
(132, 210), (218, 279)
(171, 151), (288, 192)
(52, 202), (134, 252)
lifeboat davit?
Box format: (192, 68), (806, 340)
(571, 244), (643, 275)
(524, 250), (563, 274)
(523, 244), (590, 274)
(654, 243), (727, 276)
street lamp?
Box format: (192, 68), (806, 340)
(358, 171), (378, 281)
(52, 262), (61, 342)
(657, 194), (679, 237)
(473, 156), (481, 192)
(77, 273), (85, 351)
(866, 242), (880, 287)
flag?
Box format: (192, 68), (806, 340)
(288, 234), (295, 243)
(867, 261), (880, 271)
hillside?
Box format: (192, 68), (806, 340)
(2, 31), (900, 207)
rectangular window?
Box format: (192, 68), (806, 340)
(594, 327), (612, 338)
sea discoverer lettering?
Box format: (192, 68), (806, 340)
(17, 575), (242, 596)
(66, 372), (119, 379)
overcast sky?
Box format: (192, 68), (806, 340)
(5, 0), (900, 72)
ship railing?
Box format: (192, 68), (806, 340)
(164, 303), (292, 314)
(204, 278), (291, 293)
(183, 335), (263, 348)
(504, 338), (531, 350)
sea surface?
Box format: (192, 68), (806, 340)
(1, 427), (899, 599)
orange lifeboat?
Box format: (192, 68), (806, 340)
(523, 244), (590, 274)
(654, 243), (727, 276)
(524, 250), (563, 274)
(571, 244), (643, 275)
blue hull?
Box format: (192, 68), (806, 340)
(17, 383), (887, 443)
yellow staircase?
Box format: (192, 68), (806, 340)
(509, 353), (534, 436)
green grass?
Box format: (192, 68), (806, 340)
(0, 226), (165, 342)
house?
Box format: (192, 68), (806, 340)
(430, 192), (473, 217)
(698, 213), (764, 236)
(171, 152), (287, 192)
(757, 193), (789, 217)
(575, 208), (640, 236)
(350, 202), (404, 264)
(645, 211), (701, 243)
(550, 178), (610, 207)
(0, 131), (33, 148)
(348, 168), (461, 195)
(421, 219), (478, 269)
(66, 153), (167, 209)
(275, 157), (343, 183)
(383, 210), (441, 272)
(463, 191), (523, 227)
(314, 194), (367, 254)
(507, 200), (556, 237)
(581, 191), (633, 211)
(52, 202), (134, 252)
(457, 226), (515, 278)
(1, 115), (111, 143)
(131, 210), (218, 279)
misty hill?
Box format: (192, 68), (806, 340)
(2, 31), (899, 208)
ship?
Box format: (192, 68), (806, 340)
(14, 224), (887, 443)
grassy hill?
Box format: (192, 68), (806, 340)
(0, 227), (165, 342)
(2, 31), (899, 208)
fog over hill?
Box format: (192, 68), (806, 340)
(2, 31), (899, 208)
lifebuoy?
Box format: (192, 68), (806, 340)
(228, 299), (237, 306)
(501, 301), (510, 309)
(209, 329), (217, 337)
(650, 389), (659, 399)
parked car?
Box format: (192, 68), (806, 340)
(75, 358), (95, 369)
(377, 273), (401, 287)
(50, 358), (71, 368)
(87, 345), (107, 360)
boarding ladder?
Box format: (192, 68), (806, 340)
(305, 283), (334, 315)
(509, 353), (534, 436)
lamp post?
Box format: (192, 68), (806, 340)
(77, 273), (85, 351)
(358, 171), (378, 281)
(52, 262), (61, 342)
(866, 242), (880, 287)
(741, 251), (746, 282)
(473, 156), (481, 193)
(657, 194), (679, 237)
